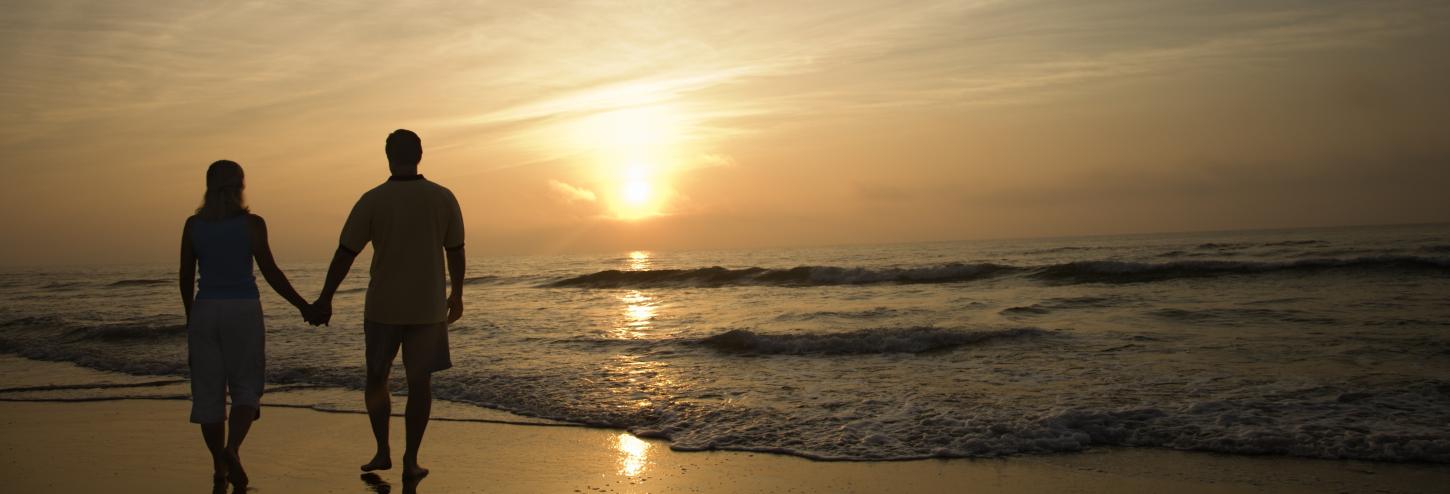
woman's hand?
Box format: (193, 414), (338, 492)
(297, 303), (312, 325)
(299, 301), (330, 327)
(309, 298), (334, 326)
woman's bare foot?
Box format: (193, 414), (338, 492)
(225, 449), (248, 488)
(212, 458), (228, 485)
(361, 450), (392, 472)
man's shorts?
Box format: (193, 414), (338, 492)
(188, 298), (265, 424)
(364, 320), (452, 376)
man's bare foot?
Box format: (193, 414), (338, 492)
(361, 450), (392, 472)
(402, 462), (429, 480)
(225, 450), (248, 488)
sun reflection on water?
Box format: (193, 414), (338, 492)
(615, 432), (652, 477)
(614, 290), (656, 338)
(627, 250), (652, 271)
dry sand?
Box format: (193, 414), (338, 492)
(2, 398), (1448, 493)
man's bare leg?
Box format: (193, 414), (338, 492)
(201, 422), (227, 483)
(401, 368), (432, 480)
(362, 370), (393, 471)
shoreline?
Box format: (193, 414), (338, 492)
(3, 398), (1448, 493)
(3, 353), (1450, 493)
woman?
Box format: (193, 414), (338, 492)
(179, 160), (313, 488)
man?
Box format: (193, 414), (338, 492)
(313, 129), (465, 480)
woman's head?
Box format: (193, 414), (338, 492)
(196, 160), (249, 220)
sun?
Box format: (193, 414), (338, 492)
(623, 177), (651, 205)
(569, 105), (683, 220)
(612, 164), (661, 220)
(621, 163), (653, 205)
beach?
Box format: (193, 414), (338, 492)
(3, 225), (1450, 491)
(4, 226), (1450, 464)
(4, 398), (1449, 493)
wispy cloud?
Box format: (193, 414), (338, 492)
(5, 1), (1433, 150)
(1, 0), (1447, 263)
(416, 0), (1445, 165)
(549, 179), (597, 203)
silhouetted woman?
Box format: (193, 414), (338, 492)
(179, 160), (312, 488)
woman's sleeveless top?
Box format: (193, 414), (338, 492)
(192, 215), (259, 300)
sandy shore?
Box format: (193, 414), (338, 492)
(0, 398), (1446, 493)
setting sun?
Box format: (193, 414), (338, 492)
(566, 105), (685, 220)
(612, 172), (662, 220)
(623, 179), (651, 205)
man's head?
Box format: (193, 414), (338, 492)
(385, 129), (423, 173)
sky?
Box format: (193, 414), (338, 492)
(2, 0), (1449, 266)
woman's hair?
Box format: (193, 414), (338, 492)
(195, 160), (249, 220)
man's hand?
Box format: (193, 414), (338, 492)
(299, 302), (326, 326)
(447, 294), (463, 324)
(310, 298), (333, 326)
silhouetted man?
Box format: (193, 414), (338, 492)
(314, 129), (465, 480)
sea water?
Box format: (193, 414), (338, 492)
(2, 223), (1448, 461)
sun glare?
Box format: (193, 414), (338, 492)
(622, 166), (653, 205)
(571, 105), (685, 220)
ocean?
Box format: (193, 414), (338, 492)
(2, 223), (1448, 462)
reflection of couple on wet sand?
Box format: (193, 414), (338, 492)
(179, 129), (466, 490)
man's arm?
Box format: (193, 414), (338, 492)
(314, 246), (358, 326)
(446, 246), (465, 324)
(442, 188), (466, 324)
(318, 194), (371, 326)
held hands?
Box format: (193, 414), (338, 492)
(302, 298), (333, 327)
(298, 303), (323, 326)
(298, 296), (451, 325)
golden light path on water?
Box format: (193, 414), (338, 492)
(627, 250), (652, 271)
(606, 250), (663, 478)
(617, 291), (656, 340)
(613, 251), (658, 339)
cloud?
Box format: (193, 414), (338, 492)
(697, 153), (736, 168)
(549, 180), (597, 203)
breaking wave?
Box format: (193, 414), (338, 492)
(547, 255), (1450, 288)
(547, 263), (1022, 288)
(1031, 255), (1450, 284)
(698, 327), (1048, 355)
(107, 279), (170, 287)
(64, 324), (187, 342)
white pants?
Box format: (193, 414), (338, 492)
(188, 298), (265, 423)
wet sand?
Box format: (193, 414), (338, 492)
(2, 398), (1448, 493)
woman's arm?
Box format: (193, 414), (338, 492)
(247, 214), (310, 311)
(179, 217), (197, 321)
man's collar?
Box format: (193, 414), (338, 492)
(388, 174), (425, 181)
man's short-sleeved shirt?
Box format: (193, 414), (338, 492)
(339, 175), (464, 324)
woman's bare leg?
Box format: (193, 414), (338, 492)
(224, 404), (257, 487)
